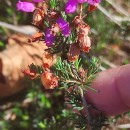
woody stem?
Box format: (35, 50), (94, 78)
(79, 4), (83, 18)
(82, 13), (88, 19)
(79, 87), (93, 129)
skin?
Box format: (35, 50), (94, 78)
(85, 64), (130, 116)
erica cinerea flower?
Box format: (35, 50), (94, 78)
(56, 18), (71, 36)
(65, 0), (101, 14)
(65, 0), (78, 14)
(16, 0), (44, 12)
(45, 28), (55, 47)
(44, 17), (70, 47)
(16, 0), (35, 12)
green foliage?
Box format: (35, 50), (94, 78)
(53, 58), (81, 88)
(74, 58), (82, 70)
(52, 57), (104, 129)
(49, 0), (59, 9)
(84, 57), (100, 91)
(28, 63), (43, 75)
(65, 88), (83, 111)
(53, 58), (74, 80)
(53, 57), (99, 92)
(61, 11), (67, 21)
(72, 114), (88, 130)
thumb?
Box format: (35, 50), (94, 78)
(85, 64), (130, 116)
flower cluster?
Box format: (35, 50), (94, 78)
(19, 0), (107, 129)
(18, 0), (101, 89)
(65, 0), (101, 14)
(44, 17), (70, 46)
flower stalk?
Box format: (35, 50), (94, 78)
(79, 86), (92, 128)
(17, 0), (108, 129)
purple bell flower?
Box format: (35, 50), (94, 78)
(65, 0), (77, 14)
(16, 0), (35, 12)
(56, 18), (70, 36)
(45, 28), (55, 47)
(65, 0), (101, 14)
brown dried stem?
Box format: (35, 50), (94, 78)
(79, 4), (83, 18)
(79, 86), (93, 129)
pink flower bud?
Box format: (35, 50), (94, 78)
(65, 0), (77, 14)
(16, 0), (35, 12)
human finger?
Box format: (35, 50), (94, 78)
(85, 64), (130, 116)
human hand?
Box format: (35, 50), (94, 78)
(85, 64), (130, 116)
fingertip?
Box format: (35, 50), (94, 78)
(115, 64), (130, 108)
(86, 64), (130, 116)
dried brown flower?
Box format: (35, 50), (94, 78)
(32, 3), (47, 26)
(67, 43), (80, 62)
(21, 69), (37, 79)
(78, 34), (91, 52)
(88, 4), (99, 12)
(51, 23), (60, 36)
(42, 51), (57, 68)
(41, 70), (58, 89)
(28, 32), (43, 43)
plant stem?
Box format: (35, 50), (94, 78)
(82, 13), (88, 19)
(79, 87), (93, 129)
(79, 4), (83, 18)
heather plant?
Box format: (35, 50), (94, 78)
(17, 0), (107, 129)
